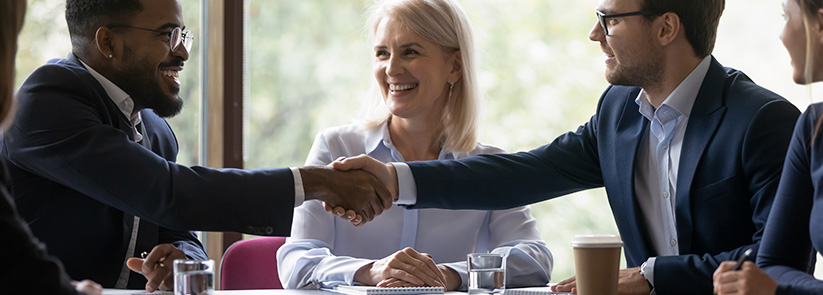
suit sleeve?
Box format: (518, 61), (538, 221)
(652, 99), (801, 295)
(4, 63), (295, 235)
(408, 112), (604, 210)
(160, 229), (208, 261)
(757, 106), (823, 295)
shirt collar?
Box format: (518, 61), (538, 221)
(364, 121), (389, 155)
(364, 121), (455, 160)
(77, 58), (141, 124)
(635, 56), (712, 121)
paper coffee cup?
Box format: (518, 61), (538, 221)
(572, 235), (623, 295)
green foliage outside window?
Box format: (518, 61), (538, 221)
(14, 0), (823, 283)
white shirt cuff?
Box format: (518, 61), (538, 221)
(644, 257), (656, 288)
(392, 163), (417, 205)
(290, 167), (305, 207)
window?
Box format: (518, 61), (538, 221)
(15, 0), (202, 166)
(15, 0), (823, 282)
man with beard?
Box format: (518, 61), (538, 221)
(1, 0), (391, 292)
(331, 0), (801, 294)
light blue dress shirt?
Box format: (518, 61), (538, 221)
(632, 56), (712, 288)
(277, 123), (553, 290)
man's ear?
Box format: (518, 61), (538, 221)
(656, 12), (681, 47)
(448, 50), (463, 84)
(814, 8), (823, 43)
(95, 27), (117, 59)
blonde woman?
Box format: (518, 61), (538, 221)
(713, 0), (823, 294)
(277, 0), (553, 290)
(0, 0), (100, 293)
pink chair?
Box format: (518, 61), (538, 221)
(220, 236), (287, 290)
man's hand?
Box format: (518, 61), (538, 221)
(354, 247), (446, 288)
(300, 165), (393, 224)
(550, 275), (577, 293)
(551, 267), (650, 295)
(126, 244), (187, 292)
(324, 154), (398, 225)
(713, 261), (777, 295)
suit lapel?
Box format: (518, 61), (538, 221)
(674, 57), (727, 254)
(612, 88), (655, 260)
(66, 53), (136, 140)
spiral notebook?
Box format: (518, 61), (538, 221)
(502, 287), (573, 295)
(328, 285), (445, 295)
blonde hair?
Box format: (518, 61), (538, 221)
(0, 0), (25, 129)
(360, 0), (479, 153)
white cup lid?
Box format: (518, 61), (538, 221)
(571, 234), (623, 248)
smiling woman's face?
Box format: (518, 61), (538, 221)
(781, 0), (811, 84)
(372, 16), (458, 122)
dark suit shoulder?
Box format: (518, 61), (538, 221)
(721, 67), (788, 106)
(24, 58), (99, 92)
(15, 56), (123, 130)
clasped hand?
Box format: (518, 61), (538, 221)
(355, 247), (461, 290)
(305, 154), (398, 225)
(551, 267), (651, 295)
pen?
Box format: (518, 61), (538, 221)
(713, 248), (754, 295)
(732, 248), (753, 271)
(140, 251), (166, 268)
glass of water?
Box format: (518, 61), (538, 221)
(467, 253), (506, 294)
(173, 259), (215, 295)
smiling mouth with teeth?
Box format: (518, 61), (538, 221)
(161, 69), (181, 85)
(389, 83), (418, 92)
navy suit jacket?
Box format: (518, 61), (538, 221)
(406, 57), (800, 294)
(1, 54), (297, 288)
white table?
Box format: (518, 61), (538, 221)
(102, 290), (330, 295)
(102, 290), (470, 295)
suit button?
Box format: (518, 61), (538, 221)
(266, 226), (274, 235)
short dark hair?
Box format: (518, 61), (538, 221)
(65, 0), (143, 52)
(639, 0), (724, 58)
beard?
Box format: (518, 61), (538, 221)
(605, 43), (664, 89)
(113, 45), (184, 118)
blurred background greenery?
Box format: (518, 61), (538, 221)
(14, 0), (822, 284)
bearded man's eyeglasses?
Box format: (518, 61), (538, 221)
(108, 25), (193, 53)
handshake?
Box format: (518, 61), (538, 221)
(301, 154), (399, 225)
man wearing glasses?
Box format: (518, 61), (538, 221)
(333, 0), (800, 294)
(1, 0), (391, 292)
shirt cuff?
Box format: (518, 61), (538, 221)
(644, 257), (656, 288)
(393, 163), (417, 205)
(290, 167), (305, 207)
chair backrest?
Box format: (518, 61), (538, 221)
(220, 236), (287, 290)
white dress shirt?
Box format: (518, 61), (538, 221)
(394, 57), (713, 289)
(277, 123), (553, 290)
(633, 56), (711, 287)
